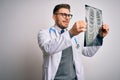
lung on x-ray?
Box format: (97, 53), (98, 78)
(84, 5), (103, 46)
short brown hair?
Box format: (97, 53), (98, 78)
(53, 3), (70, 14)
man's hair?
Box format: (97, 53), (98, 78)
(53, 3), (70, 14)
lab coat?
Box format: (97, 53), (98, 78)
(38, 26), (101, 80)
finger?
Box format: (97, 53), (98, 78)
(77, 28), (86, 32)
(76, 20), (87, 32)
(78, 26), (86, 32)
(80, 28), (86, 32)
(79, 21), (87, 28)
(103, 24), (108, 28)
(103, 24), (109, 31)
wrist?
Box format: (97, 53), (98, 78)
(69, 31), (74, 38)
(69, 29), (74, 36)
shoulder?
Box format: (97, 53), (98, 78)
(38, 27), (51, 34)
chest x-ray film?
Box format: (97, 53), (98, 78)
(84, 5), (103, 46)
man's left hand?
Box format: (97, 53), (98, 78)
(99, 24), (109, 38)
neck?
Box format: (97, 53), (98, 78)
(55, 24), (67, 29)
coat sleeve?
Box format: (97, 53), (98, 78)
(82, 34), (103, 57)
(38, 29), (72, 56)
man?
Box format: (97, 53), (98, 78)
(38, 3), (109, 80)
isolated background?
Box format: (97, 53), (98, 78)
(0, 0), (120, 80)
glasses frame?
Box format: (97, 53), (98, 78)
(55, 13), (73, 19)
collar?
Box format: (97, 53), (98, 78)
(54, 25), (67, 34)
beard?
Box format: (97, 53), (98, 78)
(56, 19), (68, 29)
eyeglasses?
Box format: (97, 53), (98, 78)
(55, 13), (73, 19)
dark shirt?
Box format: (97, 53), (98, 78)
(54, 46), (76, 80)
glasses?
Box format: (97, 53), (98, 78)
(55, 13), (73, 19)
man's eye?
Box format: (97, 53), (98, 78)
(62, 13), (67, 16)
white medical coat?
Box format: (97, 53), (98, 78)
(38, 26), (101, 80)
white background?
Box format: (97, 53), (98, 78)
(0, 0), (120, 80)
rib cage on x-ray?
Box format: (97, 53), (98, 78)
(84, 5), (103, 46)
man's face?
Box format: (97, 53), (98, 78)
(53, 8), (72, 29)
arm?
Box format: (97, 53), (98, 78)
(82, 35), (102, 57)
(69, 21), (109, 57)
(38, 29), (72, 56)
(82, 24), (109, 57)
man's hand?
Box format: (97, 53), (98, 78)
(99, 24), (109, 38)
(69, 20), (87, 36)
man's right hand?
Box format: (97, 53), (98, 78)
(69, 20), (87, 36)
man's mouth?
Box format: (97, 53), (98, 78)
(63, 21), (69, 24)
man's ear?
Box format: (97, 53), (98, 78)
(53, 14), (56, 21)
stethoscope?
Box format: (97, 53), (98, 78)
(49, 27), (80, 48)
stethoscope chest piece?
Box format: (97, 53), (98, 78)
(75, 43), (80, 49)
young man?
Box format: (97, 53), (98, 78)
(38, 3), (109, 80)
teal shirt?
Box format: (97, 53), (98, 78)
(54, 46), (76, 80)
